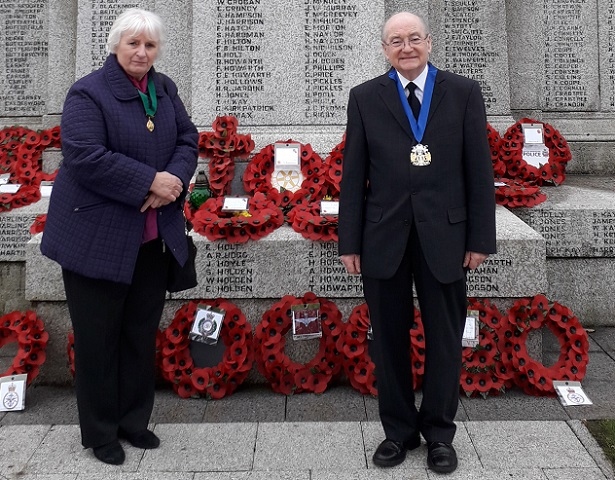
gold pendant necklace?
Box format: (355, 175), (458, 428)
(146, 116), (155, 132)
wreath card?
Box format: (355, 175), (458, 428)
(462, 310), (479, 348)
(0, 374), (27, 412)
(190, 305), (225, 345)
(291, 303), (322, 341)
(553, 381), (593, 406)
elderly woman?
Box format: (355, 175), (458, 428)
(41, 9), (198, 465)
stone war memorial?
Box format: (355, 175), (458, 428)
(0, 0), (613, 399)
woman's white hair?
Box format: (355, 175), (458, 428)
(106, 8), (165, 55)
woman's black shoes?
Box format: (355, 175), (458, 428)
(118, 428), (160, 449)
(93, 441), (125, 465)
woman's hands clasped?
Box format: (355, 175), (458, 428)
(141, 171), (183, 212)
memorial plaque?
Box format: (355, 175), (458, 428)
(0, 213), (38, 261)
(543, 0), (598, 111)
(75, 0), (151, 80)
(307, 242), (363, 297)
(430, 0), (511, 115)
(514, 180), (615, 257)
(193, 0), (384, 126)
(599, 0), (615, 111)
(0, 1), (48, 116)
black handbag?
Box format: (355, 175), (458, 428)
(167, 232), (198, 293)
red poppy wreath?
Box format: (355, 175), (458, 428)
(191, 191), (284, 243)
(253, 292), (344, 394)
(337, 303), (425, 396)
(499, 294), (589, 396)
(242, 140), (327, 215)
(499, 118), (571, 186)
(0, 125), (61, 212)
(287, 136), (346, 242)
(0, 310), (48, 384)
(495, 178), (547, 209)
(461, 298), (513, 398)
(159, 299), (254, 399)
(198, 115), (255, 196)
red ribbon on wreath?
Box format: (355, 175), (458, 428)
(0, 310), (48, 384)
(499, 118), (571, 186)
(191, 191), (284, 243)
(253, 292), (344, 394)
(486, 123), (506, 179)
(159, 299), (254, 399)
(0, 125), (61, 212)
(498, 294), (589, 396)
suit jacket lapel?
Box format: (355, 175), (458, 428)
(378, 72), (414, 140)
(426, 71), (446, 129)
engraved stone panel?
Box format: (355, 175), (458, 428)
(0, 202), (42, 261)
(543, 0), (598, 111)
(429, 0), (510, 115)
(599, 0), (615, 111)
(192, 0), (385, 127)
(75, 0), (151, 80)
(0, 0), (49, 116)
(513, 177), (615, 257)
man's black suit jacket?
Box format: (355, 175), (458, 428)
(338, 66), (497, 284)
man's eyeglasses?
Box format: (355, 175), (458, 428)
(383, 35), (430, 49)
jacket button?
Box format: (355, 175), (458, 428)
(404, 220), (410, 226)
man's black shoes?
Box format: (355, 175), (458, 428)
(372, 436), (421, 467)
(427, 441), (458, 473)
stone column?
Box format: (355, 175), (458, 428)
(0, 0), (49, 128)
(429, 0), (513, 129)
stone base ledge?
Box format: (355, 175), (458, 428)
(25, 205), (545, 301)
(513, 176), (615, 257)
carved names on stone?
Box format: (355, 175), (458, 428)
(437, 0), (509, 114)
(76, 0), (147, 79)
(199, 242), (255, 295)
(516, 209), (615, 257)
(203, 0), (382, 126)
(307, 242), (363, 297)
(466, 257), (511, 295)
(0, 1), (48, 116)
(543, 0), (597, 110)
(599, 0), (615, 110)
(0, 214), (37, 260)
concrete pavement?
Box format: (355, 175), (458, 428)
(1, 327), (614, 479)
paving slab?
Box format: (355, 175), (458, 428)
(253, 422), (365, 471)
(79, 475), (194, 480)
(149, 388), (206, 424)
(590, 328), (615, 356)
(194, 473), (306, 480)
(139, 423), (256, 472)
(543, 468), (608, 480)
(460, 390), (568, 421)
(0, 425), (51, 478)
(202, 384), (285, 423)
(361, 421), (481, 472)
(312, 470), (429, 479)
(24, 425), (141, 474)
(568, 419), (615, 480)
(466, 421), (598, 470)
(285, 385), (367, 422)
(0, 386), (78, 426)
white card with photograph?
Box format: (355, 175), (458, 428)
(291, 303), (322, 341)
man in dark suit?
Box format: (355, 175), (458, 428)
(338, 11), (496, 474)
